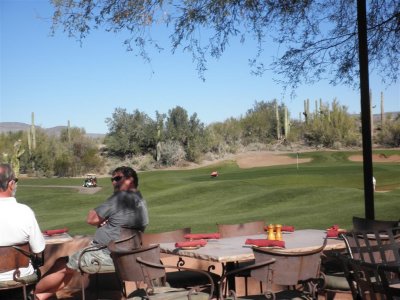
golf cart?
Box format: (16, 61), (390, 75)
(83, 174), (97, 187)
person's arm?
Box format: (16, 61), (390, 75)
(86, 209), (105, 227)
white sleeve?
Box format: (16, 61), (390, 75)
(27, 208), (46, 253)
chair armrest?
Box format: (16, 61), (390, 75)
(255, 238), (327, 257)
(78, 244), (107, 274)
(136, 257), (216, 299)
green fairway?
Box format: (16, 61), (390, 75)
(16, 150), (400, 236)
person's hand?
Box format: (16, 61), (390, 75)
(98, 219), (108, 227)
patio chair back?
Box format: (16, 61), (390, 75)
(0, 242), (40, 300)
(252, 238), (327, 286)
(136, 245), (214, 300)
(141, 227), (191, 245)
(217, 220), (265, 238)
(341, 256), (400, 300)
(342, 227), (400, 264)
(352, 216), (399, 232)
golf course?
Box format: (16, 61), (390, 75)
(16, 150), (400, 236)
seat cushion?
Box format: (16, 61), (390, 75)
(79, 264), (115, 273)
(323, 273), (350, 291)
(128, 288), (210, 300)
(0, 273), (38, 288)
(227, 289), (312, 300)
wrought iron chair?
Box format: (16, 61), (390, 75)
(109, 243), (215, 299)
(340, 255), (400, 300)
(342, 226), (400, 264)
(142, 228), (220, 294)
(319, 218), (400, 300)
(0, 242), (43, 300)
(77, 227), (142, 300)
(217, 220), (265, 296)
(219, 239), (326, 299)
(339, 227), (400, 300)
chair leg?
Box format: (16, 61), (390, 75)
(95, 273), (99, 300)
(81, 273), (86, 300)
(244, 277), (248, 296)
(22, 285), (27, 300)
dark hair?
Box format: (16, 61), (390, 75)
(112, 166), (139, 188)
(0, 164), (15, 191)
(123, 166), (139, 188)
(112, 166), (125, 176)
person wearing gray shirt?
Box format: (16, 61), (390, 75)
(35, 166), (148, 300)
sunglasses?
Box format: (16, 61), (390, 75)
(111, 176), (123, 182)
(10, 178), (18, 183)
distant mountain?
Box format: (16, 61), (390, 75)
(0, 122), (105, 139)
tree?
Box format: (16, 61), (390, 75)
(303, 100), (361, 147)
(241, 100), (286, 144)
(165, 106), (190, 145)
(51, 0), (399, 87)
(105, 108), (157, 157)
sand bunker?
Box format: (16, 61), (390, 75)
(236, 151), (312, 169)
(348, 154), (400, 163)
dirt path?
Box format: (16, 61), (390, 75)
(23, 185), (102, 194)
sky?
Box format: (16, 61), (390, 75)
(1, 0), (399, 134)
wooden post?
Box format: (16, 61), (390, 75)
(357, 0), (374, 220)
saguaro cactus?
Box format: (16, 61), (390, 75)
(275, 101), (281, 140)
(380, 92), (384, 130)
(284, 106), (290, 138)
(303, 99), (310, 124)
(11, 140), (25, 178)
(27, 112), (36, 173)
(67, 120), (71, 144)
(31, 112), (36, 151)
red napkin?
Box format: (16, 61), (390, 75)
(328, 225), (339, 231)
(175, 240), (207, 248)
(43, 228), (69, 236)
(184, 233), (221, 240)
(326, 229), (339, 238)
(282, 225), (295, 232)
(245, 239), (285, 248)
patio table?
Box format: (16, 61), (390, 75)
(44, 232), (73, 245)
(159, 229), (346, 291)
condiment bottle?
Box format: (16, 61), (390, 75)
(267, 224), (276, 240)
(275, 224), (282, 241)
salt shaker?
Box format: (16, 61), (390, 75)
(267, 224), (276, 240)
(275, 224), (282, 241)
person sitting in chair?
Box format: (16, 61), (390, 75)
(0, 164), (46, 283)
(35, 166), (149, 300)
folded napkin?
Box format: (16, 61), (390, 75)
(175, 240), (207, 248)
(245, 239), (285, 248)
(326, 225), (346, 238)
(282, 225), (295, 232)
(326, 229), (339, 238)
(184, 233), (221, 240)
(43, 228), (69, 236)
(328, 224), (339, 231)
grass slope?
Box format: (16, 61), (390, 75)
(16, 151), (400, 235)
